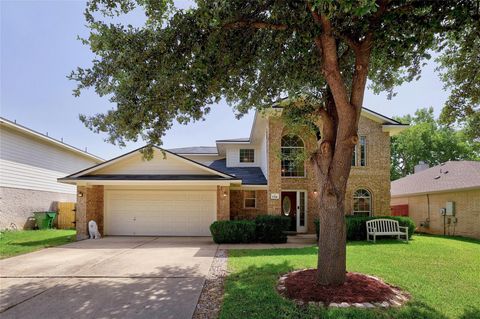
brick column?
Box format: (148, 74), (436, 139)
(75, 185), (104, 240)
(76, 186), (88, 240)
(267, 118), (282, 215)
(217, 186), (230, 220)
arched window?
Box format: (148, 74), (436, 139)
(353, 189), (372, 216)
(281, 135), (305, 177)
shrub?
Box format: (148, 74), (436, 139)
(314, 216), (415, 241)
(346, 215), (416, 240)
(255, 215), (290, 243)
(209, 220), (256, 244)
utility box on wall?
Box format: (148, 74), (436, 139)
(446, 201), (455, 216)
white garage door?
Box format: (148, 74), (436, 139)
(104, 189), (216, 236)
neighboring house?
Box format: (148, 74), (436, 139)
(59, 108), (407, 239)
(391, 161), (480, 239)
(0, 117), (103, 230)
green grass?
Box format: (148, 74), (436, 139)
(0, 229), (76, 259)
(221, 235), (480, 319)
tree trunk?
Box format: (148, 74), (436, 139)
(316, 176), (348, 285)
(308, 6), (375, 286)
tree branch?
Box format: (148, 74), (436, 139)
(223, 20), (288, 30)
(338, 32), (360, 51)
(350, 0), (389, 114)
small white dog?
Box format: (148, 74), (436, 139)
(88, 220), (101, 239)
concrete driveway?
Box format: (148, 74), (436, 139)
(0, 237), (217, 319)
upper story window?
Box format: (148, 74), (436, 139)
(244, 190), (256, 208)
(359, 136), (367, 166)
(353, 189), (371, 216)
(352, 136), (367, 167)
(240, 149), (255, 163)
(281, 135), (305, 177)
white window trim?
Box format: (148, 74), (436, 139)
(352, 146), (358, 166)
(281, 136), (306, 177)
(359, 136), (367, 167)
(239, 149), (255, 163)
(244, 190), (257, 209)
(353, 189), (372, 216)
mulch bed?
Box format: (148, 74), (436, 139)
(280, 269), (409, 307)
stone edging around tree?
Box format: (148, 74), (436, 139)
(277, 269), (410, 309)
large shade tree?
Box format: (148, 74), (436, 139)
(71, 0), (480, 285)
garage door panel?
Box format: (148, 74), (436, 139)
(105, 190), (216, 236)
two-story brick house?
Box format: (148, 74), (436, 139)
(60, 108), (407, 239)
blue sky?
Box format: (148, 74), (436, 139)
(1, 0), (450, 160)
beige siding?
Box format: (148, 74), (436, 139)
(0, 125), (99, 194)
(226, 144), (262, 168)
(392, 189), (480, 239)
(93, 148), (215, 175)
(259, 130), (268, 178)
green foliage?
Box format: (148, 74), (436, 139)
(314, 216), (415, 240)
(437, 24), (480, 139)
(71, 0), (479, 149)
(255, 215), (290, 244)
(224, 235), (480, 319)
(209, 220), (256, 244)
(391, 107), (479, 180)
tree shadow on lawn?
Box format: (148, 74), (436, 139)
(222, 261), (462, 319)
(11, 235), (75, 247)
(458, 307), (480, 319)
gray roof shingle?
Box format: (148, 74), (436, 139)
(208, 159), (267, 185)
(168, 146), (218, 154)
(391, 161), (480, 197)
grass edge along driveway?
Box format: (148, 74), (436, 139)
(221, 235), (480, 319)
(0, 229), (76, 259)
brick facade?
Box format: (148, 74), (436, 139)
(76, 185), (104, 240)
(217, 185), (230, 221)
(229, 114), (392, 234)
(230, 190), (268, 220)
(391, 189), (480, 239)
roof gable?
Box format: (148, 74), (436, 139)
(66, 146), (234, 179)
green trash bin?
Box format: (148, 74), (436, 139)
(33, 212), (57, 229)
(45, 212), (57, 229)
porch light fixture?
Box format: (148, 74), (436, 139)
(223, 191), (228, 198)
(78, 191), (84, 197)
(313, 189), (318, 195)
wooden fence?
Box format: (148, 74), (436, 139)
(57, 202), (76, 229)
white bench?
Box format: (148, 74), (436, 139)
(366, 219), (408, 243)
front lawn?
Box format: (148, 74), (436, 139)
(222, 235), (480, 319)
(0, 229), (76, 259)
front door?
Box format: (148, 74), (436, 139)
(281, 191), (307, 233)
(281, 192), (297, 231)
